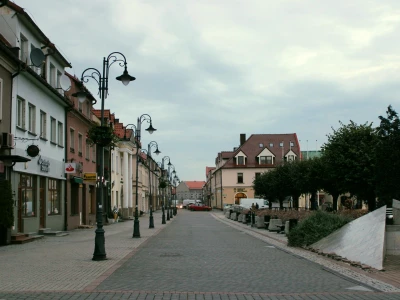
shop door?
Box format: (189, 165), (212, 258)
(82, 185), (87, 224)
(39, 177), (46, 228)
(17, 189), (23, 232)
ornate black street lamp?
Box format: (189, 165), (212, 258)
(133, 114), (156, 238)
(140, 141), (161, 229)
(72, 52), (135, 261)
(173, 174), (179, 215)
(167, 163), (176, 219)
(160, 156), (171, 224)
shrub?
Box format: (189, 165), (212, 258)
(287, 210), (352, 247)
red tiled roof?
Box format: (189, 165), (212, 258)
(185, 181), (206, 190)
(222, 133), (300, 169)
(206, 167), (215, 176)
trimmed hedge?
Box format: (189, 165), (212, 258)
(287, 210), (352, 247)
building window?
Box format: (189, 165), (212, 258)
(58, 122), (63, 146)
(56, 70), (62, 93)
(86, 101), (90, 117)
(86, 143), (90, 160)
(237, 156), (245, 165)
(49, 63), (56, 88)
(269, 143), (273, 147)
(260, 156), (272, 164)
(40, 111), (47, 139)
(19, 174), (35, 217)
(78, 133), (83, 156)
(50, 117), (56, 143)
(290, 141), (294, 147)
(70, 128), (75, 152)
(92, 145), (96, 162)
(237, 173), (243, 184)
(17, 97), (26, 129)
(48, 179), (60, 215)
(28, 103), (36, 133)
(280, 142), (284, 147)
(20, 34), (28, 63)
(259, 143), (263, 148)
(255, 172), (261, 180)
(78, 99), (83, 112)
(116, 155), (119, 174)
(287, 155), (295, 162)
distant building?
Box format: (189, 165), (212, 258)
(208, 133), (301, 209)
(301, 150), (322, 160)
(176, 181), (206, 202)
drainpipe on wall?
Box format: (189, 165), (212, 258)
(64, 108), (68, 231)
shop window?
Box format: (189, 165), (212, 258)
(19, 174), (35, 217)
(48, 179), (60, 215)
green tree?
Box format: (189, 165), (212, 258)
(321, 121), (378, 211)
(375, 105), (400, 207)
(319, 154), (344, 211)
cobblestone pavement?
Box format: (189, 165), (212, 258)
(0, 210), (399, 300)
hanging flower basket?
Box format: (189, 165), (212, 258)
(87, 125), (119, 147)
(159, 180), (167, 189)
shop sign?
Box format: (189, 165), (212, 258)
(37, 156), (50, 172)
(83, 172), (97, 181)
(65, 163), (76, 173)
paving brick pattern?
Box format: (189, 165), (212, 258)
(0, 210), (399, 300)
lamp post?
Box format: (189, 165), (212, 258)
(72, 52), (135, 261)
(160, 156), (171, 223)
(167, 164), (176, 219)
(172, 174), (179, 216)
(133, 114), (156, 238)
(140, 141), (161, 229)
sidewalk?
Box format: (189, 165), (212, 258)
(212, 211), (400, 292)
(0, 210), (175, 292)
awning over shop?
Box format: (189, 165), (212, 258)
(70, 176), (84, 184)
(0, 155), (31, 167)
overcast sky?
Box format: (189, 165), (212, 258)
(13, 0), (400, 181)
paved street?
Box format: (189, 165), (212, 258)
(0, 209), (399, 299)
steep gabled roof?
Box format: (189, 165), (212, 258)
(222, 133), (300, 168)
(185, 181), (206, 190)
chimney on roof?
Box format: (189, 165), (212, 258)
(240, 133), (246, 146)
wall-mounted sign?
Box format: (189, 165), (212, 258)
(37, 156), (50, 172)
(65, 163), (76, 174)
(26, 145), (40, 157)
(83, 172), (97, 181)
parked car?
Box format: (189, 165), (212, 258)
(188, 203), (212, 211)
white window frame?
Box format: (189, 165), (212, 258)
(40, 110), (47, 139)
(20, 34), (28, 63)
(17, 97), (26, 129)
(85, 142), (90, 160)
(28, 103), (36, 133)
(260, 156), (272, 165)
(58, 121), (63, 146)
(49, 63), (56, 88)
(237, 156), (245, 165)
(50, 117), (56, 143)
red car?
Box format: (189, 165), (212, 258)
(188, 203), (212, 211)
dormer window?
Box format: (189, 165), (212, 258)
(287, 155), (295, 162)
(260, 156), (272, 164)
(269, 143), (273, 147)
(237, 156), (245, 165)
